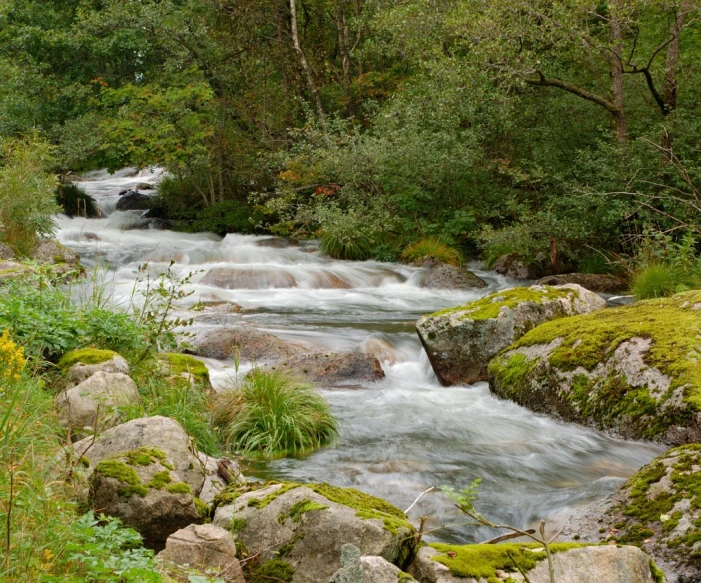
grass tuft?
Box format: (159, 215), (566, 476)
(631, 263), (699, 300)
(319, 231), (373, 261)
(212, 368), (338, 458)
(401, 237), (462, 266)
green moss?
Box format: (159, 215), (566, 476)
(650, 559), (666, 583)
(148, 470), (173, 489)
(118, 484), (149, 498)
(277, 532), (305, 558)
(432, 286), (574, 321)
(229, 517), (247, 532)
(79, 456), (90, 468)
(124, 447), (167, 466)
(95, 460), (141, 486)
(195, 497), (210, 519)
(166, 482), (192, 494)
(249, 559), (294, 583)
(164, 353), (210, 382)
(58, 348), (120, 369)
(397, 571), (416, 582)
(288, 499), (328, 522)
(429, 543), (587, 583)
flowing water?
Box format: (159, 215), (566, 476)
(57, 168), (665, 542)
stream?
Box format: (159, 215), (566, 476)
(56, 168), (665, 543)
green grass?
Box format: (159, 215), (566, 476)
(319, 231), (373, 261)
(212, 368), (338, 458)
(56, 183), (98, 218)
(401, 237), (462, 266)
(631, 263), (699, 300)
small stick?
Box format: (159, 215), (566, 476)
(404, 486), (435, 514)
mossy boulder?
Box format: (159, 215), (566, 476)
(211, 481), (415, 583)
(562, 445), (701, 582)
(58, 348), (121, 369)
(163, 353), (211, 388)
(30, 239), (84, 279)
(0, 260), (32, 282)
(59, 348), (130, 384)
(89, 447), (201, 549)
(417, 285), (606, 386)
(488, 291), (701, 443)
(410, 543), (659, 583)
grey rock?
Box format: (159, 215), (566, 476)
(116, 192), (152, 211)
(418, 263), (488, 291)
(200, 267), (297, 289)
(0, 243), (14, 259)
(536, 273), (628, 293)
(197, 454), (244, 505)
(212, 482), (415, 583)
(88, 449), (201, 549)
(416, 284), (606, 386)
(30, 239), (80, 265)
(493, 253), (550, 279)
(269, 352), (385, 385)
(330, 545), (416, 583)
(408, 546), (462, 583)
(190, 326), (304, 361)
(158, 524), (245, 582)
(55, 371), (140, 438)
(0, 260), (32, 282)
(67, 355), (130, 384)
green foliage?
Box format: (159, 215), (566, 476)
(56, 183), (98, 218)
(401, 237), (462, 266)
(212, 369), (338, 458)
(0, 136), (58, 255)
(631, 263), (698, 300)
(249, 559), (294, 583)
(191, 200), (256, 235)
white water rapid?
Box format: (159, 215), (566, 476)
(57, 168), (664, 543)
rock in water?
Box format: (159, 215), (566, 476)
(88, 447), (201, 549)
(158, 524), (245, 582)
(200, 267), (297, 289)
(211, 481), (415, 583)
(411, 543), (658, 583)
(189, 326), (304, 361)
(562, 444), (701, 582)
(536, 273), (628, 293)
(269, 352), (385, 385)
(55, 371), (140, 438)
(418, 262), (488, 291)
(115, 192), (152, 211)
(488, 290), (701, 443)
(492, 253), (551, 279)
(416, 285), (605, 386)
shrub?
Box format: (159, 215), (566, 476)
(0, 136), (58, 255)
(319, 231), (373, 261)
(401, 237), (462, 265)
(56, 183), (99, 218)
(212, 368), (338, 458)
(0, 329), (25, 380)
(631, 263), (698, 300)
(191, 199), (255, 235)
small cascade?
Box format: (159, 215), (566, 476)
(56, 169), (665, 543)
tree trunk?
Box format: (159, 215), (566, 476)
(289, 0), (327, 130)
(664, 1), (688, 112)
(610, 4), (627, 144)
(336, 0), (352, 110)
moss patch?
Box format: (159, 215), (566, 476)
(164, 353), (210, 382)
(288, 499), (328, 522)
(432, 286), (574, 321)
(166, 482), (192, 494)
(429, 542), (587, 583)
(249, 559), (294, 583)
(195, 497), (210, 519)
(58, 348), (120, 369)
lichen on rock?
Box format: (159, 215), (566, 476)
(488, 290), (701, 443)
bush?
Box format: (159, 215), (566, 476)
(319, 231), (373, 261)
(191, 199), (256, 235)
(56, 183), (98, 218)
(631, 263), (698, 300)
(212, 368), (338, 458)
(0, 136), (58, 255)
(401, 237), (462, 265)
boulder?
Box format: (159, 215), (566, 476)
(411, 543), (658, 583)
(0, 260), (32, 282)
(488, 290), (701, 443)
(88, 447), (201, 549)
(417, 285), (606, 386)
(116, 192), (152, 211)
(256, 237), (299, 248)
(562, 444), (701, 582)
(73, 416), (209, 495)
(418, 261), (488, 291)
(493, 253), (551, 280)
(200, 267), (297, 289)
(189, 326), (304, 361)
(55, 371), (140, 438)
(158, 524), (245, 582)
(269, 352), (385, 385)
(29, 239), (83, 278)
(330, 544), (417, 583)
(67, 354), (130, 384)
(212, 481), (415, 583)
(0, 243), (14, 259)
(536, 273), (628, 293)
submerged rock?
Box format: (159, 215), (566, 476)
(493, 253), (551, 280)
(562, 445), (701, 582)
(416, 285), (605, 386)
(189, 326), (304, 361)
(116, 192), (152, 211)
(200, 267), (296, 289)
(269, 351), (385, 385)
(211, 481), (415, 583)
(536, 273), (628, 293)
(488, 290), (701, 443)
(411, 543), (659, 583)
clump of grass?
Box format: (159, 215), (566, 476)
(319, 231), (373, 261)
(631, 263), (699, 300)
(57, 183), (99, 218)
(401, 237), (462, 266)
(212, 368), (338, 458)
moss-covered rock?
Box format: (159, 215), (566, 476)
(163, 353), (211, 386)
(212, 481), (415, 583)
(58, 348), (120, 369)
(417, 285), (606, 386)
(488, 290), (701, 443)
(562, 445), (701, 582)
